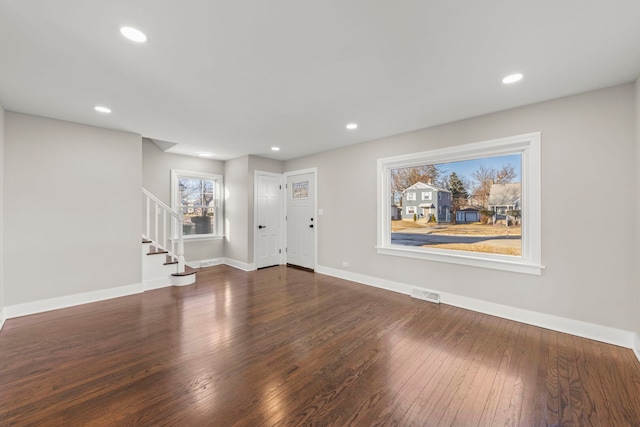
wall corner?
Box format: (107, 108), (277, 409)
(635, 76), (640, 349)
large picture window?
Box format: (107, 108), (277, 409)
(377, 133), (541, 274)
(171, 170), (223, 239)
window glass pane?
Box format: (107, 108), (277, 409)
(182, 214), (214, 236)
(178, 176), (217, 235)
(390, 154), (522, 257)
(292, 181), (309, 198)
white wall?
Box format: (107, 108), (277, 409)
(224, 156), (250, 265)
(0, 104), (5, 326)
(4, 113), (142, 306)
(635, 76), (640, 353)
(142, 139), (224, 262)
(223, 155), (283, 267)
(285, 83), (637, 334)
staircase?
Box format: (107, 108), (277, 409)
(142, 188), (196, 289)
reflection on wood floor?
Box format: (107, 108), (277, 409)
(1, 265), (639, 425)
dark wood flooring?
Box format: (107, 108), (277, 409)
(1, 265), (640, 426)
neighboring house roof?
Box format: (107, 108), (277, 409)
(403, 182), (450, 193)
(458, 207), (480, 212)
(488, 183), (521, 206)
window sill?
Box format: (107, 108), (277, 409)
(376, 245), (544, 275)
(173, 235), (224, 242)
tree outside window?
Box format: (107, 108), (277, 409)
(171, 170), (223, 238)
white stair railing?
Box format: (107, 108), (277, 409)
(142, 188), (185, 273)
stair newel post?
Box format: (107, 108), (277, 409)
(177, 206), (185, 272)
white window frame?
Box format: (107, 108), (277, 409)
(422, 192), (432, 201)
(406, 206), (417, 214)
(377, 132), (542, 275)
(171, 169), (224, 240)
(407, 192), (416, 201)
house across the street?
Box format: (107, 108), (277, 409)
(401, 182), (451, 222)
(488, 183), (521, 220)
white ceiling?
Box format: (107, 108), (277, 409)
(1, 1), (639, 161)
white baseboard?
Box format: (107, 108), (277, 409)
(186, 258), (224, 269)
(143, 277), (171, 291)
(186, 257), (251, 271)
(315, 265), (636, 351)
(442, 293), (635, 349)
(316, 265), (412, 295)
(224, 258), (256, 272)
(4, 282), (144, 320)
(0, 260), (248, 323)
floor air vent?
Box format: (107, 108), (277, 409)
(411, 288), (441, 304)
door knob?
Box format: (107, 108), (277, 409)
(258, 225), (266, 229)
(309, 224), (314, 228)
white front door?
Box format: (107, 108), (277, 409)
(256, 172), (283, 269)
(286, 171), (315, 270)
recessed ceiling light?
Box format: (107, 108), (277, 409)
(94, 106), (111, 113)
(346, 123), (358, 130)
(197, 152), (214, 157)
(502, 73), (524, 84)
(271, 146), (280, 151)
(120, 26), (148, 43)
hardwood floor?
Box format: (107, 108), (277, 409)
(1, 265), (639, 426)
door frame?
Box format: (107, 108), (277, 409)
(253, 170), (285, 269)
(283, 168), (318, 270)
